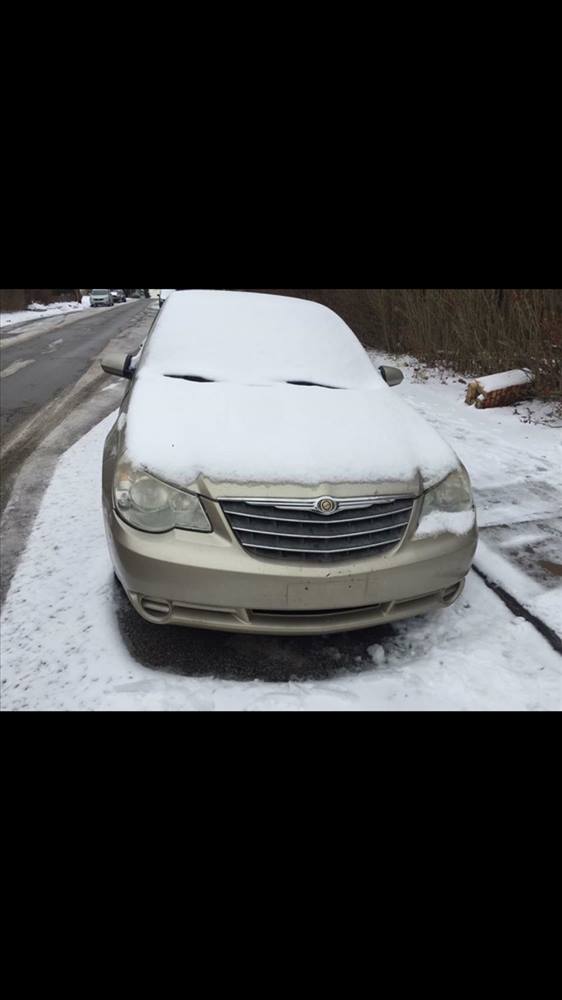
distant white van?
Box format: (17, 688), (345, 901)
(158, 289), (176, 309)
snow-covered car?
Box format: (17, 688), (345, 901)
(90, 289), (114, 308)
(159, 289), (176, 309)
(100, 290), (478, 633)
(111, 289), (127, 304)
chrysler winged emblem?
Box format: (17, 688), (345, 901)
(315, 497), (339, 515)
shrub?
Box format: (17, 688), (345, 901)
(364, 289), (562, 401)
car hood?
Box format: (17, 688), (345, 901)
(119, 370), (459, 499)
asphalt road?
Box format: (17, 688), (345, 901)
(0, 300), (151, 442)
(0, 299), (157, 521)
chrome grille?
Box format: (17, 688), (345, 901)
(220, 496), (415, 563)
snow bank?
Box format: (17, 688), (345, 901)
(26, 301), (83, 314)
(0, 299), (90, 329)
(0, 296), (135, 329)
(0, 310), (37, 329)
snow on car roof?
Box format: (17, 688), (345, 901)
(142, 289), (379, 388)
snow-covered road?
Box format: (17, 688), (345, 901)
(1, 358), (560, 711)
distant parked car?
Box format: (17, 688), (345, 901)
(159, 289), (176, 309)
(90, 289), (114, 308)
(111, 289), (127, 304)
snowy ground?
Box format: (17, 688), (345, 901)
(0, 297), (132, 330)
(1, 357), (560, 711)
(0, 300), (89, 329)
(394, 358), (562, 638)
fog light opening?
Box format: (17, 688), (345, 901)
(441, 583), (463, 607)
(140, 598), (173, 621)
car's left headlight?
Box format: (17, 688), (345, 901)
(423, 465), (474, 516)
(114, 463), (211, 534)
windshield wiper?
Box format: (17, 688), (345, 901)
(165, 374), (215, 383)
(164, 376), (344, 389)
(286, 380), (343, 390)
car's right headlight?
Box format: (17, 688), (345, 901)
(114, 462), (211, 534)
(423, 465), (474, 516)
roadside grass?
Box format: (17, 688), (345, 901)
(363, 289), (562, 405)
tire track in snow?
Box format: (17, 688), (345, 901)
(0, 359), (35, 379)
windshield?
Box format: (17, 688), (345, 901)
(92, 289), (109, 296)
(142, 290), (379, 390)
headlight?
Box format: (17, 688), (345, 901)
(423, 466), (474, 516)
(114, 463), (211, 533)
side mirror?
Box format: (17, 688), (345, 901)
(379, 365), (404, 387)
(101, 352), (133, 379)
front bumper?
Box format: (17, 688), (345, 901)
(105, 503), (477, 634)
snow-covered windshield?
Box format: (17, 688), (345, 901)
(142, 290), (379, 389)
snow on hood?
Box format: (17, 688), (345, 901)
(124, 372), (459, 491)
(123, 290), (460, 490)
